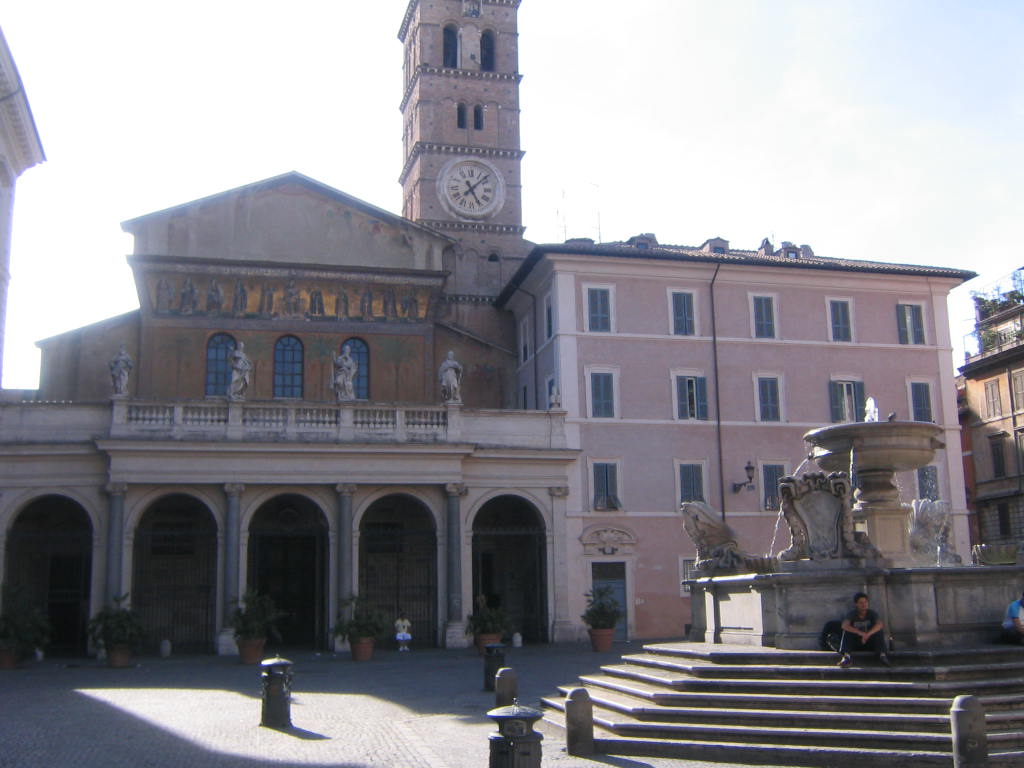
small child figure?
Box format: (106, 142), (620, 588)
(394, 611), (412, 652)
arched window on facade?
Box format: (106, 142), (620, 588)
(456, 102), (467, 129)
(443, 25), (459, 68)
(473, 105), (484, 130)
(342, 337), (369, 400)
(480, 29), (496, 72)
(205, 333), (236, 397)
(274, 335), (304, 398)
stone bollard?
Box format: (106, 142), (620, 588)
(484, 643), (506, 691)
(951, 695), (988, 768)
(495, 666), (517, 707)
(260, 657), (293, 729)
(564, 687), (594, 756)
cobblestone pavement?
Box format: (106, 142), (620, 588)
(0, 642), (797, 768)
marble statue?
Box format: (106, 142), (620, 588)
(438, 350), (463, 403)
(332, 345), (358, 402)
(228, 342), (253, 400)
(679, 501), (775, 574)
(108, 344), (133, 396)
(908, 498), (961, 566)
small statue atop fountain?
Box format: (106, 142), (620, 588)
(680, 501), (776, 575)
(907, 498), (961, 566)
(864, 396), (879, 423)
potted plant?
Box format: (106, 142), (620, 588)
(0, 585), (51, 669)
(231, 590), (283, 664)
(465, 604), (509, 655)
(88, 593), (145, 667)
(334, 597), (390, 661)
(581, 585), (623, 652)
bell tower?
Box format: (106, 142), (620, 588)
(398, 0), (527, 296)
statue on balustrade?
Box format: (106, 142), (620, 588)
(109, 344), (134, 396)
(228, 342), (254, 401)
(332, 344), (358, 402)
(438, 350), (463, 403)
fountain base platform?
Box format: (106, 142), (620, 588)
(689, 564), (1024, 649)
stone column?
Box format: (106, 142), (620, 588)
(218, 483), (244, 655)
(549, 486), (576, 642)
(104, 483), (127, 604)
(335, 484), (357, 606)
(444, 483), (469, 648)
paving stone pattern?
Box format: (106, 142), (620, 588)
(0, 643), (799, 768)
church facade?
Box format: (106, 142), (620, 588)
(0, 0), (974, 654)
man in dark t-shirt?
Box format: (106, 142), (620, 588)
(837, 591), (890, 667)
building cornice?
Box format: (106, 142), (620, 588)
(400, 142), (524, 185)
(400, 65), (522, 112)
(0, 29), (45, 180)
(418, 218), (525, 236)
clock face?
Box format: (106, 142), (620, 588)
(439, 159), (504, 219)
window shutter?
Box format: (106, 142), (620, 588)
(829, 381), (844, 423)
(897, 305), (909, 344)
(911, 305), (925, 344)
(695, 377), (708, 420)
(853, 381), (866, 419)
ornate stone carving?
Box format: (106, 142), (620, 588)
(908, 498), (961, 566)
(108, 344), (133, 396)
(105, 482), (128, 495)
(444, 483), (468, 497)
(224, 483), (245, 496)
(777, 471), (877, 562)
(335, 483), (358, 496)
(548, 486), (569, 498)
(581, 525), (636, 556)
(680, 501), (775, 574)
(438, 350), (463, 403)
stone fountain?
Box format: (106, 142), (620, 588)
(684, 402), (1023, 650)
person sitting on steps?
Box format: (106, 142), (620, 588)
(1000, 591), (1024, 644)
(837, 591), (891, 668)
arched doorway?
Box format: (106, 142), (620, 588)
(359, 495), (437, 647)
(472, 496), (547, 642)
(4, 495), (93, 654)
(248, 495), (328, 648)
(132, 495), (217, 653)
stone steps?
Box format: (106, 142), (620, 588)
(540, 641), (1024, 766)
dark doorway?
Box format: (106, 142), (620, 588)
(248, 496), (328, 649)
(472, 496), (547, 642)
(132, 495), (217, 653)
(359, 495), (437, 647)
(5, 495), (93, 654)
(592, 561), (627, 642)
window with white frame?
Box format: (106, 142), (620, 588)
(757, 376), (781, 422)
(752, 295), (776, 338)
(897, 303), (926, 345)
(592, 461), (622, 510)
(910, 381), (933, 422)
(670, 291), (695, 336)
(829, 379), (865, 423)
(986, 380), (1003, 418)
(586, 286), (613, 332)
(762, 463), (786, 510)
(829, 299), (852, 342)
(588, 369), (617, 418)
(675, 374), (708, 420)
(678, 463), (705, 503)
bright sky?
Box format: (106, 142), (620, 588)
(2, 0), (1022, 389)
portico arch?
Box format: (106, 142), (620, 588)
(4, 495), (93, 654)
(132, 494), (217, 653)
(472, 495), (547, 642)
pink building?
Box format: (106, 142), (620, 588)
(499, 235), (974, 638)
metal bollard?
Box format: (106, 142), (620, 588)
(260, 656), (293, 728)
(564, 687), (594, 756)
(486, 701), (543, 768)
(483, 643), (506, 691)
(495, 667), (517, 707)
(951, 694), (988, 768)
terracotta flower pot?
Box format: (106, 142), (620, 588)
(236, 636), (266, 665)
(350, 636), (375, 661)
(107, 644), (134, 668)
(588, 627), (615, 653)
(474, 633), (501, 656)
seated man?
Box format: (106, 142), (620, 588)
(1000, 592), (1024, 644)
(837, 591), (890, 667)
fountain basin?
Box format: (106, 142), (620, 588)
(803, 421), (944, 473)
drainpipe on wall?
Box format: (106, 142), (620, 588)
(709, 264), (725, 520)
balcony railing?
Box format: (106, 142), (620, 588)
(964, 326), (1024, 365)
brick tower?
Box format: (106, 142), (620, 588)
(398, 0), (528, 297)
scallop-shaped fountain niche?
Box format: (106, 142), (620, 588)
(803, 416), (944, 564)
